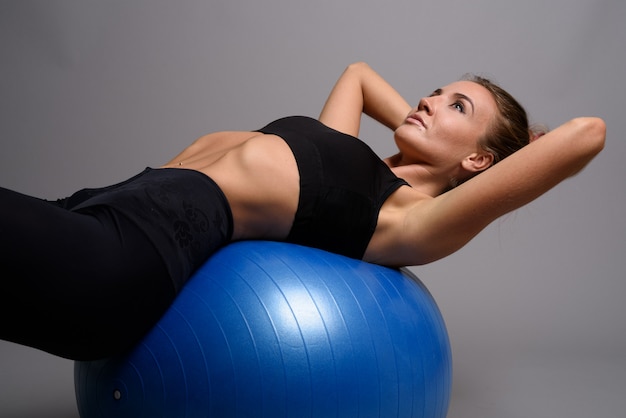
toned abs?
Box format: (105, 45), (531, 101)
(162, 131), (299, 241)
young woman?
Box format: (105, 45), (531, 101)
(0, 62), (605, 360)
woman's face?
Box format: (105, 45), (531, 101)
(394, 80), (497, 172)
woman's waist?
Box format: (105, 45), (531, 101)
(69, 167), (234, 288)
(191, 140), (300, 240)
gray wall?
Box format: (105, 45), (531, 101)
(1, 1), (624, 417)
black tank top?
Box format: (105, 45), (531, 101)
(257, 116), (409, 259)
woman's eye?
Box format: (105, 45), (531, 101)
(452, 101), (465, 113)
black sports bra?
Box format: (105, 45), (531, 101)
(256, 116), (408, 259)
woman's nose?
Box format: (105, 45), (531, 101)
(418, 96), (434, 115)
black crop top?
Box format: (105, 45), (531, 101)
(257, 116), (409, 259)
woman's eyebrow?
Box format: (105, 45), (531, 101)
(430, 88), (475, 115)
(429, 88), (475, 115)
(453, 92), (475, 115)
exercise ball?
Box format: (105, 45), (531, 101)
(75, 241), (451, 417)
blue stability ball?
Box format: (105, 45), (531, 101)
(75, 241), (452, 418)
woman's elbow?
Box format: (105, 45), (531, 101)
(559, 117), (606, 177)
(574, 116), (606, 155)
(347, 61), (371, 70)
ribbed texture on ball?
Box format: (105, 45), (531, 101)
(75, 241), (451, 417)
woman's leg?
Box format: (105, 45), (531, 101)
(0, 186), (176, 360)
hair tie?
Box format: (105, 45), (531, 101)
(530, 131), (546, 143)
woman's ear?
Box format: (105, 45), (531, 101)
(462, 152), (494, 173)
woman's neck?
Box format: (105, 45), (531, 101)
(384, 153), (449, 197)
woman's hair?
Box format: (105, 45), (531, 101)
(463, 74), (548, 166)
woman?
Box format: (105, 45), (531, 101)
(0, 62), (605, 360)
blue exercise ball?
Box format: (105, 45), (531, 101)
(75, 241), (451, 417)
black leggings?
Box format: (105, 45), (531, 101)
(0, 186), (176, 360)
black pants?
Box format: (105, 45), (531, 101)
(0, 186), (176, 360)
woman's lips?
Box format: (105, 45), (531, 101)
(407, 113), (427, 128)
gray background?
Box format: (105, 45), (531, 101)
(1, 1), (624, 417)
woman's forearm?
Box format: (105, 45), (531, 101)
(353, 62), (413, 131)
(319, 62), (412, 136)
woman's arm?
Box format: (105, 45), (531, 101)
(319, 62), (412, 137)
(393, 117), (606, 265)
